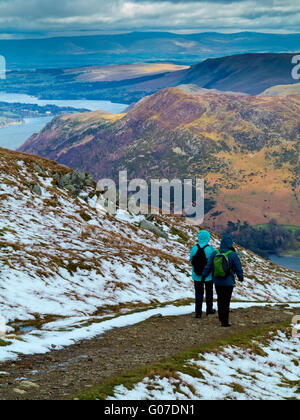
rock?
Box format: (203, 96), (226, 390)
(65, 184), (78, 196)
(13, 388), (27, 395)
(283, 310), (293, 315)
(150, 314), (163, 319)
(56, 173), (71, 188)
(139, 220), (168, 239)
(71, 170), (85, 186)
(55, 170), (94, 197)
(85, 173), (95, 187)
(30, 184), (42, 196)
(32, 163), (45, 175)
(19, 380), (40, 390)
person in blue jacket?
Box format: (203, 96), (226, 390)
(190, 230), (216, 318)
(202, 234), (244, 327)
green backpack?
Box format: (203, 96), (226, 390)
(213, 250), (233, 278)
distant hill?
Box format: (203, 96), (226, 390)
(170, 53), (300, 95)
(1, 53), (299, 103)
(1, 32), (300, 70)
(19, 87), (300, 231)
(260, 82), (300, 96)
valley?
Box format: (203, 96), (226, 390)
(0, 125), (299, 400)
(0, 94), (128, 150)
(18, 86), (300, 255)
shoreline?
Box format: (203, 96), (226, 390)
(269, 253), (300, 258)
(268, 254), (300, 272)
(0, 120), (24, 129)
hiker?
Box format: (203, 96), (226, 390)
(202, 234), (244, 328)
(190, 230), (216, 318)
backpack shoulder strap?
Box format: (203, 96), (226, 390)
(197, 244), (209, 250)
(224, 250), (234, 257)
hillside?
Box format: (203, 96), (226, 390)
(170, 53), (299, 95)
(0, 147), (299, 362)
(260, 82), (300, 96)
(102, 326), (300, 401)
(19, 87), (300, 233)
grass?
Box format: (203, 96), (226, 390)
(169, 227), (189, 244)
(0, 339), (12, 347)
(230, 383), (246, 394)
(73, 321), (291, 400)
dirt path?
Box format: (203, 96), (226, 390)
(0, 305), (298, 400)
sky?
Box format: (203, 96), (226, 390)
(0, 0), (299, 38)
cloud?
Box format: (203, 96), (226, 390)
(0, 0), (298, 36)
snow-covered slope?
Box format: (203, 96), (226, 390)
(0, 148), (299, 360)
(108, 328), (300, 400)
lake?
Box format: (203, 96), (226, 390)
(0, 117), (53, 150)
(0, 92), (127, 113)
(269, 255), (300, 272)
(0, 92), (127, 150)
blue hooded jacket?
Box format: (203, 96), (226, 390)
(190, 230), (215, 282)
(202, 234), (244, 287)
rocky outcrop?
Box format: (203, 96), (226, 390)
(139, 220), (168, 239)
(54, 170), (95, 196)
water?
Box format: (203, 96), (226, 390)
(269, 255), (300, 272)
(0, 92), (127, 150)
(0, 117), (53, 150)
(0, 92), (127, 113)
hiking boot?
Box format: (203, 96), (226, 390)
(221, 323), (232, 328)
(206, 309), (217, 316)
(195, 313), (202, 319)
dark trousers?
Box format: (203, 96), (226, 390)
(215, 286), (234, 325)
(194, 280), (213, 316)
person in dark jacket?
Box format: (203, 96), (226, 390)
(202, 234), (244, 327)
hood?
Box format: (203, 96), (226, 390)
(220, 234), (234, 253)
(198, 230), (211, 248)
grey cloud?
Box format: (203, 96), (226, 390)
(0, 0), (298, 35)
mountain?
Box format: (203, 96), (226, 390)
(2, 53), (299, 103)
(19, 87), (300, 233)
(170, 53), (300, 95)
(0, 147), (299, 360)
(1, 32), (300, 70)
